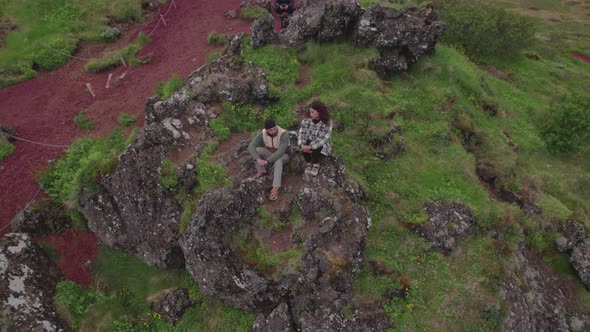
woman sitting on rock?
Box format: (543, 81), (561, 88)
(298, 100), (333, 176)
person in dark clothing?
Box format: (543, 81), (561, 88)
(274, 0), (295, 15)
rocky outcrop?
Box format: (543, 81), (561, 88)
(251, 13), (277, 48)
(370, 122), (404, 160)
(417, 201), (477, 251)
(152, 288), (195, 324)
(571, 240), (590, 290)
(280, 0), (362, 47)
(77, 34), (272, 269)
(180, 156), (386, 330)
(0, 233), (66, 331)
(555, 220), (587, 252)
(503, 246), (590, 331)
(354, 3), (446, 79)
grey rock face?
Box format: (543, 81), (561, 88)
(354, 3), (446, 79)
(78, 124), (184, 269)
(418, 201), (476, 251)
(151, 288), (194, 324)
(281, 0), (362, 47)
(180, 155), (386, 330)
(251, 13), (277, 48)
(571, 241), (590, 289)
(503, 247), (590, 331)
(556, 220), (587, 252)
(0, 233), (66, 332)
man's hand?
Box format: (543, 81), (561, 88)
(256, 158), (268, 167)
(301, 144), (312, 153)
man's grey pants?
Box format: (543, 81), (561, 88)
(255, 147), (289, 188)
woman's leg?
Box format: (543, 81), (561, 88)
(310, 146), (323, 164)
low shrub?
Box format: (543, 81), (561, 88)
(118, 113), (136, 127)
(84, 33), (150, 73)
(240, 6), (268, 21)
(0, 140), (15, 161)
(206, 51), (220, 63)
(209, 118), (230, 141)
(153, 73), (184, 99)
(435, 0), (536, 60)
(159, 159), (178, 190)
(31, 38), (78, 71)
(541, 94), (590, 155)
(74, 110), (94, 132)
(101, 27), (121, 42)
(207, 32), (228, 46)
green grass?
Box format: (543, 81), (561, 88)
(0, 139), (15, 161)
(0, 0), (148, 87)
(154, 73), (184, 99)
(55, 246), (254, 331)
(239, 6), (268, 21)
(38, 127), (137, 205)
(118, 113), (137, 127)
(74, 110), (94, 132)
(84, 32), (151, 73)
(207, 32), (227, 46)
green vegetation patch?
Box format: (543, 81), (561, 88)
(154, 73), (184, 100)
(207, 32), (227, 46)
(239, 6), (268, 21)
(74, 110), (94, 132)
(118, 112), (137, 127)
(0, 0), (149, 87)
(84, 33), (151, 73)
(38, 127), (137, 204)
(0, 139), (15, 161)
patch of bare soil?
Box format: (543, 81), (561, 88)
(295, 64), (313, 89)
(572, 51), (590, 65)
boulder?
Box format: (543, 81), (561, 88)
(570, 240), (590, 289)
(354, 3), (446, 79)
(151, 288), (194, 324)
(78, 124), (185, 269)
(418, 201), (476, 251)
(370, 122), (404, 159)
(251, 13), (277, 48)
(503, 246), (590, 331)
(280, 0), (362, 47)
(555, 220), (587, 252)
(0, 233), (66, 331)
(0, 124), (17, 142)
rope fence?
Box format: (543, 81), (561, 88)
(0, 131), (69, 149)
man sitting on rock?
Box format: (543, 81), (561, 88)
(248, 119), (290, 201)
(274, 0), (295, 16)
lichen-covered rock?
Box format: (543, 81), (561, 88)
(503, 246), (590, 331)
(418, 201), (476, 251)
(78, 124), (185, 269)
(151, 288), (194, 324)
(0, 233), (66, 331)
(555, 220), (587, 252)
(354, 3), (446, 79)
(251, 13), (277, 48)
(280, 0), (362, 47)
(253, 302), (292, 332)
(570, 240), (590, 289)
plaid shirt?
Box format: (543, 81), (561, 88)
(298, 118), (332, 155)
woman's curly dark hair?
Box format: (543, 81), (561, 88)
(304, 100), (330, 124)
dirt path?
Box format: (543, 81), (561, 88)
(0, 0), (251, 232)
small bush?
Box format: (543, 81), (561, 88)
(0, 140), (15, 161)
(118, 113), (136, 127)
(31, 37), (78, 71)
(206, 51), (221, 63)
(84, 33), (150, 73)
(54, 281), (107, 330)
(209, 118), (230, 141)
(74, 110), (94, 132)
(541, 94), (590, 155)
(154, 73), (184, 99)
(240, 6), (268, 21)
(160, 159), (178, 190)
(101, 27), (121, 42)
(436, 0), (536, 60)
(208, 32), (228, 46)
